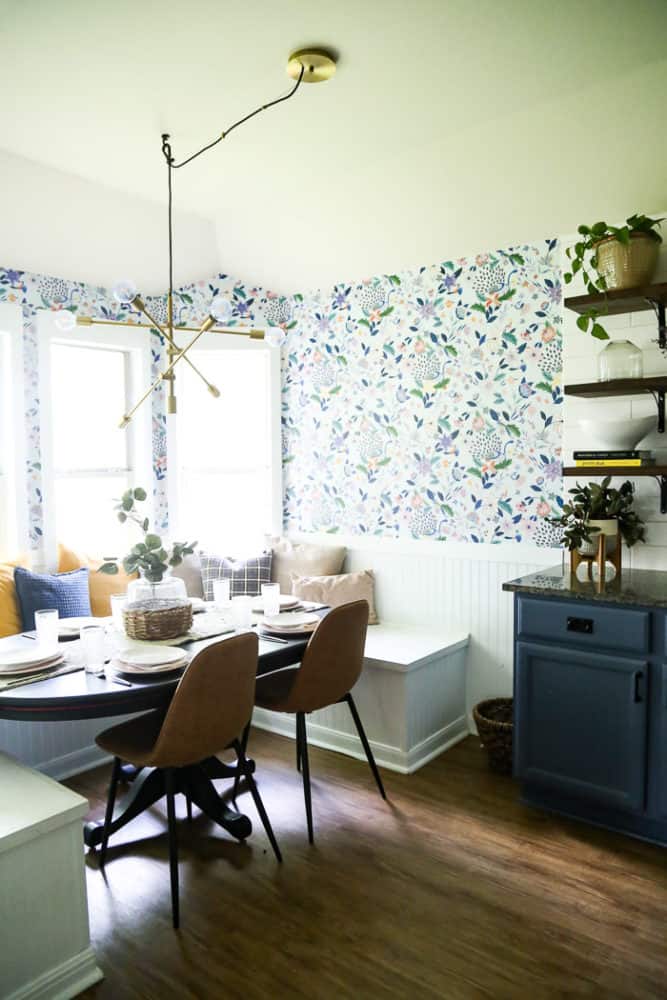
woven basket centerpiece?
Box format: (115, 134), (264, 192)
(123, 598), (193, 641)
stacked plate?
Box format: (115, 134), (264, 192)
(58, 616), (99, 638)
(260, 612), (320, 638)
(251, 595), (300, 614)
(0, 647), (65, 677)
(115, 647), (188, 677)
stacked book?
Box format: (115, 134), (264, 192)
(573, 450), (655, 468)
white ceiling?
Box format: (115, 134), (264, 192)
(1, 0), (666, 291)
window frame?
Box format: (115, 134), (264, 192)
(167, 330), (282, 545)
(0, 302), (28, 558)
(38, 314), (153, 564)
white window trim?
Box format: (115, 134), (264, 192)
(0, 302), (28, 557)
(166, 330), (282, 541)
(38, 314), (153, 568)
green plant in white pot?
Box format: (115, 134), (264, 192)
(564, 213), (663, 340)
(548, 477), (646, 555)
(99, 487), (196, 602)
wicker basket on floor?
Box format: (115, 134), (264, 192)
(473, 698), (513, 775)
(123, 599), (193, 641)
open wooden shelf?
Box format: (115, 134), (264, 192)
(564, 281), (667, 317)
(563, 466), (667, 514)
(564, 465), (667, 477)
(563, 375), (667, 399)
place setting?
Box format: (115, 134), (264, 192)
(0, 646), (75, 691)
(109, 646), (190, 685)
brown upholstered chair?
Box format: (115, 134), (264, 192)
(237, 600), (386, 843)
(95, 633), (281, 928)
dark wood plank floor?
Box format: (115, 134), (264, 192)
(65, 732), (667, 1000)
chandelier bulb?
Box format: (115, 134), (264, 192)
(265, 327), (287, 348)
(54, 310), (77, 332)
(112, 279), (139, 306)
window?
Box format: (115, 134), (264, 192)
(170, 340), (280, 553)
(0, 303), (23, 560)
(45, 323), (151, 556)
(0, 330), (14, 558)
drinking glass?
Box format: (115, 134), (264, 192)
(34, 609), (59, 653)
(81, 625), (106, 675)
(110, 594), (127, 632)
(230, 594), (253, 631)
(212, 578), (231, 609)
(261, 582), (281, 616)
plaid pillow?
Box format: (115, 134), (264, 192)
(199, 551), (273, 600)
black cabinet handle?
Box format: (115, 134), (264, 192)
(634, 671), (644, 703)
(566, 616), (594, 634)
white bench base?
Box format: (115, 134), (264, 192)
(0, 752), (103, 1000)
(252, 625), (469, 774)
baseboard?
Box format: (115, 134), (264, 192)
(251, 709), (469, 774)
(5, 945), (103, 1000)
(38, 744), (112, 781)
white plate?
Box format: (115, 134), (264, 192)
(114, 656), (188, 676)
(251, 595), (300, 613)
(118, 647), (187, 668)
(0, 647), (63, 669)
(58, 616), (100, 634)
(261, 612), (320, 629)
(0, 653), (64, 676)
(261, 621), (319, 638)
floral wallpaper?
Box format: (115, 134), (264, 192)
(0, 267), (169, 558)
(1, 237), (564, 558)
(276, 241), (564, 544)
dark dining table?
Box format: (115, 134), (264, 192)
(0, 627), (313, 849)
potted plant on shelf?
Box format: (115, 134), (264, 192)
(100, 487), (197, 639)
(564, 213), (663, 340)
(548, 477), (646, 573)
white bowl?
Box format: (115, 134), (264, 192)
(578, 417), (655, 451)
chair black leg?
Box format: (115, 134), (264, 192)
(345, 693), (387, 800)
(232, 741), (282, 863)
(99, 756), (122, 868)
(185, 779), (193, 823)
(296, 729), (301, 772)
(297, 712), (314, 843)
(232, 721), (251, 800)
(165, 769), (180, 930)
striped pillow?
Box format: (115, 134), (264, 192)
(199, 551), (273, 599)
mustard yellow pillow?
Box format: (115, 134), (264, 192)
(57, 543), (136, 617)
(0, 556), (29, 638)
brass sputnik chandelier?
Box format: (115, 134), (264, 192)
(56, 48), (336, 426)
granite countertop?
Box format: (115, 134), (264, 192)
(502, 565), (667, 608)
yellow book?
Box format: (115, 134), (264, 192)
(574, 459), (647, 467)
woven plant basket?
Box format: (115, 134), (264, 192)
(123, 598), (193, 641)
(595, 233), (659, 291)
(473, 698), (513, 775)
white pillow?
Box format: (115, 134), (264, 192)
(291, 570), (379, 625)
(267, 536), (346, 595)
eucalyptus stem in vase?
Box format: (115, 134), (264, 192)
(99, 487), (196, 601)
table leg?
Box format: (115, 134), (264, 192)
(200, 754), (255, 781)
(84, 767), (166, 848)
(84, 762), (252, 848)
(186, 763), (252, 841)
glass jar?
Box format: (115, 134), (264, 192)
(597, 339), (643, 382)
(127, 571), (187, 605)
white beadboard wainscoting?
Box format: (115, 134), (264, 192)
(0, 716), (124, 781)
(292, 534), (560, 718)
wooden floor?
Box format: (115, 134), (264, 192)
(65, 732), (667, 1000)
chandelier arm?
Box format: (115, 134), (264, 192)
(128, 298), (219, 395)
(166, 63), (305, 170)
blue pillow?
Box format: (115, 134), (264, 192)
(14, 566), (92, 631)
